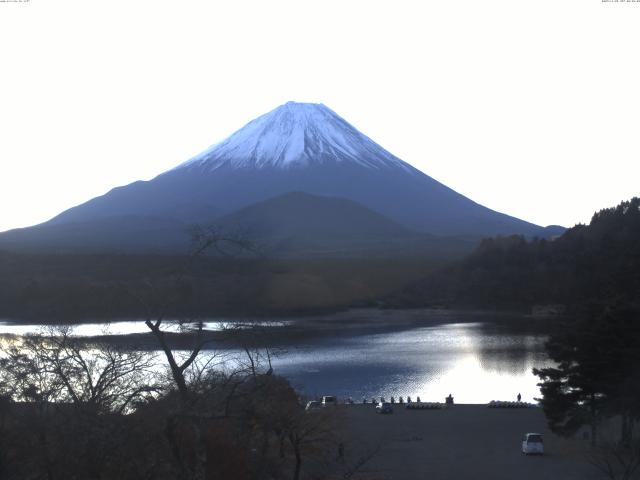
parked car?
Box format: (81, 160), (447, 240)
(305, 400), (322, 411)
(376, 402), (393, 414)
(521, 433), (544, 455)
(322, 395), (337, 406)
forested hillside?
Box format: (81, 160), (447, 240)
(390, 197), (640, 311)
(0, 253), (440, 321)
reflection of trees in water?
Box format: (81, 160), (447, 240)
(472, 323), (549, 375)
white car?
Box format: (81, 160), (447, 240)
(322, 395), (337, 406)
(521, 433), (544, 455)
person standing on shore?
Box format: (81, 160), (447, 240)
(517, 393), (521, 402)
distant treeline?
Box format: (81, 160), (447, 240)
(0, 253), (441, 321)
(5, 197), (638, 321)
(389, 197), (640, 311)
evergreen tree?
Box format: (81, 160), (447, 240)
(534, 303), (640, 445)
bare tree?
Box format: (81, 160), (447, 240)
(143, 319), (212, 401)
(130, 227), (265, 480)
(134, 225), (255, 402)
(221, 321), (286, 377)
(285, 408), (342, 480)
(0, 326), (159, 413)
(0, 326), (161, 479)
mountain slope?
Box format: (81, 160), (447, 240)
(0, 216), (191, 254)
(0, 102), (557, 254)
(217, 191), (416, 240)
(214, 191), (474, 257)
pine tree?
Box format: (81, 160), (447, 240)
(534, 304), (640, 445)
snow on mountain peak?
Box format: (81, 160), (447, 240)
(176, 102), (416, 173)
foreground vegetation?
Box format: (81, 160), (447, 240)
(534, 303), (640, 480)
(0, 325), (364, 480)
(0, 232), (389, 479)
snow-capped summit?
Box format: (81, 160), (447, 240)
(177, 102), (415, 172)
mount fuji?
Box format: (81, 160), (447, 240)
(0, 102), (561, 255)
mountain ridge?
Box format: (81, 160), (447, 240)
(212, 191), (471, 258)
(0, 101), (562, 254)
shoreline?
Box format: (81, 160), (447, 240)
(0, 303), (546, 325)
(0, 307), (557, 349)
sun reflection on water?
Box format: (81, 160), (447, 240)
(273, 321), (552, 403)
(0, 317), (552, 404)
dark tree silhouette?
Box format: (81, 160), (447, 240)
(534, 304), (640, 446)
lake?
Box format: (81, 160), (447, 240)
(271, 320), (550, 404)
(0, 311), (552, 404)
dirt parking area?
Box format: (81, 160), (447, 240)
(338, 404), (598, 480)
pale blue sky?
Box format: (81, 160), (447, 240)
(1, 0), (638, 232)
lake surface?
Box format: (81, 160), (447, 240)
(0, 319), (292, 336)
(0, 312), (551, 404)
(271, 321), (550, 404)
